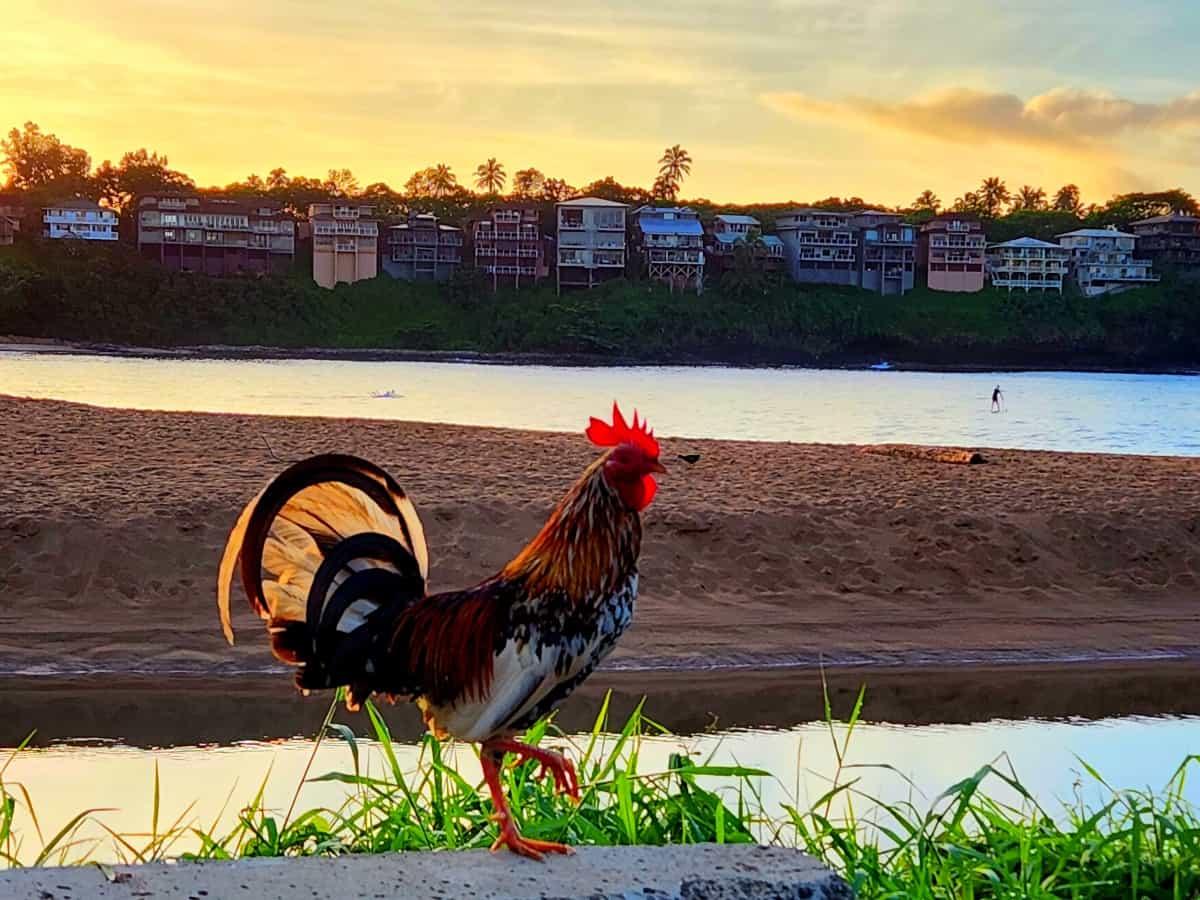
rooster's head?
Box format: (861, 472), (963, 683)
(586, 403), (666, 512)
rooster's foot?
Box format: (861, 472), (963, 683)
(492, 739), (580, 802)
(489, 814), (573, 861)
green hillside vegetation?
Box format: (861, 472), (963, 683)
(1, 239), (1198, 368)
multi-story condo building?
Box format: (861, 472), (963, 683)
(1057, 227), (1159, 297)
(705, 214), (785, 275)
(1130, 212), (1200, 273)
(310, 201), (378, 288)
(633, 206), (705, 293)
(918, 214), (986, 292)
(470, 206), (545, 289)
(0, 194), (24, 246)
(556, 197), (627, 293)
(775, 208), (915, 294)
(138, 195), (295, 275)
(775, 208), (858, 286)
(43, 199), (118, 241)
(987, 237), (1070, 293)
(383, 212), (463, 282)
(853, 210), (916, 295)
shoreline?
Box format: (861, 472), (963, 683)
(3, 336), (1198, 376)
(5, 659), (1200, 746)
(2, 395), (1199, 719)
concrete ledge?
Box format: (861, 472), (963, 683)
(0, 844), (852, 899)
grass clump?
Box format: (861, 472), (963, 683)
(2, 687), (1199, 899)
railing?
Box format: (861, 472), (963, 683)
(648, 249), (703, 264)
(559, 218), (585, 230)
(798, 236), (857, 247)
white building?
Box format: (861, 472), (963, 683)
(634, 206), (704, 293)
(987, 237), (1070, 293)
(1057, 227), (1159, 297)
(43, 199), (118, 241)
(556, 197), (627, 293)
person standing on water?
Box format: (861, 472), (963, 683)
(991, 385), (1004, 413)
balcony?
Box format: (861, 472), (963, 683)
(594, 251), (624, 266)
(648, 249), (704, 264)
(595, 217), (625, 232)
(559, 215), (585, 231)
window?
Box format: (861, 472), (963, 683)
(163, 229), (177, 241)
(206, 231), (221, 243)
(162, 214), (178, 226)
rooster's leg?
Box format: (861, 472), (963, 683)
(480, 742), (573, 861)
(487, 737), (580, 801)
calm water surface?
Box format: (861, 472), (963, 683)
(4, 714), (1198, 864)
(1, 350), (1197, 454)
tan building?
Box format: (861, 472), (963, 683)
(310, 202), (379, 288)
(919, 214), (986, 292)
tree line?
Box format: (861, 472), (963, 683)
(2, 120), (1196, 242)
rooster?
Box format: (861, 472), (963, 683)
(216, 403), (664, 859)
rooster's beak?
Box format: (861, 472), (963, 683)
(649, 460), (668, 475)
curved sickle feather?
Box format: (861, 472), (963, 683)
(216, 454), (428, 645)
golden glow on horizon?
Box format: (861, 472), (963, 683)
(4, 1), (1199, 206)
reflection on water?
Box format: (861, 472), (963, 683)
(2, 351), (1198, 454)
(4, 715), (1198, 865)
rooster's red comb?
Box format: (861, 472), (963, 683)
(586, 402), (659, 458)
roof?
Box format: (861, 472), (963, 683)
(990, 237), (1064, 249)
(711, 233), (784, 247)
(45, 198), (108, 212)
(558, 197), (628, 208)
(637, 217), (703, 236)
(715, 214), (760, 226)
(1131, 213), (1200, 226)
(778, 207), (854, 217)
(1058, 228), (1135, 238)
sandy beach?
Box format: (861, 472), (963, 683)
(1, 395), (1198, 680)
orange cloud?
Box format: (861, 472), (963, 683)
(760, 86), (1200, 152)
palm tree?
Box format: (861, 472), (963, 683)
(721, 239), (768, 299)
(1012, 185), (1046, 212)
(474, 158), (506, 195)
(977, 177), (1010, 218)
(1053, 184), (1083, 215)
(429, 164), (458, 198)
(511, 168), (544, 198)
(913, 189), (940, 212)
(656, 145), (692, 200)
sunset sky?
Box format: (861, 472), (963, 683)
(5, 0), (1200, 206)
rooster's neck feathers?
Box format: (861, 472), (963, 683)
(501, 455), (641, 600)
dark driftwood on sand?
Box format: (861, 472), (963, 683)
(861, 444), (986, 465)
